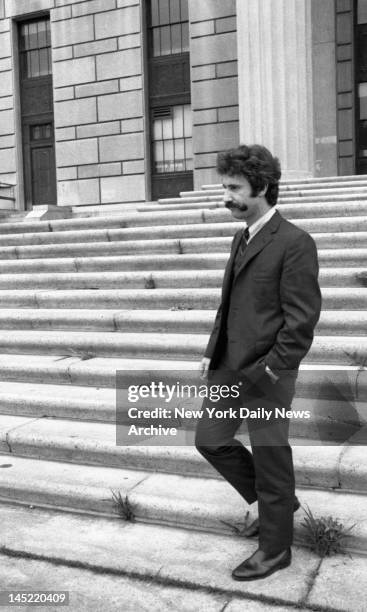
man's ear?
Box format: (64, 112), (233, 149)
(258, 183), (268, 197)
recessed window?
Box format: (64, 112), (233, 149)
(152, 104), (193, 173)
(31, 123), (52, 141)
(19, 18), (52, 78)
(358, 0), (367, 24)
(150, 0), (189, 57)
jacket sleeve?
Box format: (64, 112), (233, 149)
(203, 230), (241, 359)
(265, 231), (322, 372)
(204, 302), (222, 359)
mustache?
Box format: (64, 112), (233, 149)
(225, 201), (248, 211)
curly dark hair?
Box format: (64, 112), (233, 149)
(216, 144), (281, 207)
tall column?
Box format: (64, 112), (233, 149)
(236, 0), (314, 179)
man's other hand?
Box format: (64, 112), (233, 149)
(199, 357), (210, 380)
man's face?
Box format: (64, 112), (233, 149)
(222, 174), (270, 225)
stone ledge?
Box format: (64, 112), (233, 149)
(24, 205), (72, 222)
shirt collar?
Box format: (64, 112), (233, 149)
(246, 207), (277, 242)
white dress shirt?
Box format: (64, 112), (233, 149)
(245, 207), (277, 244)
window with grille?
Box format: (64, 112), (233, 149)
(150, 0), (189, 57)
(31, 123), (52, 141)
(358, 0), (367, 23)
(152, 105), (193, 173)
(19, 18), (52, 79)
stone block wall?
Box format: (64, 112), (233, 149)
(0, 0), (146, 208)
(51, 0), (145, 205)
(189, 0), (239, 188)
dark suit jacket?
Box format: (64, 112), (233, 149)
(205, 210), (322, 385)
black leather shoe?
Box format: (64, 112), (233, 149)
(243, 497), (301, 538)
(232, 547), (291, 581)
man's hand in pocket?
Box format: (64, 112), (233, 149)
(199, 357), (210, 380)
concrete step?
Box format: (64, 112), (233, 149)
(0, 414), (366, 485)
(1, 210), (213, 234)
(3, 209), (225, 235)
(0, 330), (209, 359)
(182, 182), (367, 197)
(1, 504), (366, 612)
(0, 454), (365, 553)
(0, 220), (237, 246)
(0, 231), (365, 260)
(202, 175), (367, 189)
(0, 212), (367, 245)
(2, 197), (367, 234)
(0, 330), (364, 363)
(0, 249), (365, 274)
(280, 174), (367, 186)
(0, 287), (365, 309)
(71, 201), (153, 217)
(0, 208), (239, 234)
(143, 199), (367, 214)
(0, 382), (116, 421)
(279, 187), (367, 199)
(0, 383), (115, 421)
(1, 381), (365, 433)
(0, 270), (226, 290)
(159, 193), (367, 207)
(0, 354), (365, 401)
(0, 235), (236, 259)
(0, 308), (364, 335)
(0, 212), (27, 222)
(153, 200), (367, 220)
(0, 354), (197, 387)
(139, 200), (223, 212)
(0, 254), (229, 274)
(0, 308), (215, 333)
(0, 267), (363, 289)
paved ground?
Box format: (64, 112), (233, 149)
(0, 502), (365, 612)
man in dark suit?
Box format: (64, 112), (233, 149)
(195, 144), (321, 581)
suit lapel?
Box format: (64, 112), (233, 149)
(234, 210), (283, 279)
(222, 229), (242, 295)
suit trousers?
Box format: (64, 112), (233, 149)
(195, 357), (297, 555)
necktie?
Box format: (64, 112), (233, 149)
(233, 227), (250, 275)
(239, 227), (250, 255)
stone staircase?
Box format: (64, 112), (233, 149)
(0, 176), (366, 603)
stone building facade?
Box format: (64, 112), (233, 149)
(0, 0), (365, 210)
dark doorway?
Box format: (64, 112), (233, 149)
(147, 0), (193, 199)
(19, 17), (56, 208)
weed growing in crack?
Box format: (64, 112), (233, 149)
(111, 491), (135, 522)
(144, 276), (156, 289)
(301, 505), (355, 557)
(356, 271), (367, 287)
(64, 348), (95, 361)
(220, 511), (250, 536)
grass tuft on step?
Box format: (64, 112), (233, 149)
(220, 512), (250, 536)
(301, 505), (355, 557)
(111, 491), (135, 522)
